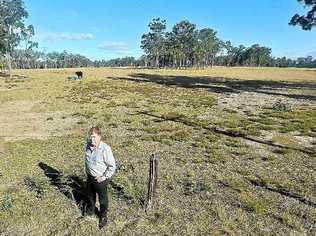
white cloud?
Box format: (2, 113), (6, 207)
(37, 32), (94, 42)
(98, 41), (129, 51)
(60, 33), (94, 40)
(40, 33), (59, 43)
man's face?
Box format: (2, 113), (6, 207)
(90, 132), (101, 147)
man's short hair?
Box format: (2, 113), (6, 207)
(89, 126), (102, 136)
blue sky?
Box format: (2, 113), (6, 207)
(24, 0), (316, 60)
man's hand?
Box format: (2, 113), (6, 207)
(95, 176), (105, 183)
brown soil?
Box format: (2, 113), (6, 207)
(0, 100), (79, 142)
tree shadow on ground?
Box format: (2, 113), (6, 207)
(133, 110), (315, 156)
(107, 73), (316, 101)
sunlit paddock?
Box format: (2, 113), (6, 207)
(0, 66), (315, 235)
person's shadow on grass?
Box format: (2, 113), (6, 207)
(38, 162), (99, 217)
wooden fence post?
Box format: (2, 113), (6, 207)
(146, 153), (159, 210)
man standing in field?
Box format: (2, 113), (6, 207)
(84, 126), (116, 229)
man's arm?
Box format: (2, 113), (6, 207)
(103, 146), (116, 179)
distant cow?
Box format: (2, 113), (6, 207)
(75, 71), (83, 79)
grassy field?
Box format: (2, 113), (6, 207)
(0, 67), (315, 235)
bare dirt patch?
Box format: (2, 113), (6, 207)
(217, 90), (314, 115)
(0, 100), (79, 142)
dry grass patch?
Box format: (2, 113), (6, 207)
(0, 67), (315, 235)
(0, 100), (80, 142)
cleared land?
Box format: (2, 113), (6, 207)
(0, 67), (315, 235)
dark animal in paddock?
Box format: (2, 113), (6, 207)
(75, 71), (83, 79)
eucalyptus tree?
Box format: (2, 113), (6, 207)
(193, 34), (204, 68)
(141, 18), (166, 67)
(196, 28), (221, 67)
(257, 46), (272, 66)
(0, 0), (35, 78)
(171, 20), (197, 67)
(139, 18), (280, 68)
(46, 52), (58, 68)
(223, 41), (237, 66)
(243, 44), (272, 66)
(233, 45), (246, 66)
(22, 25), (38, 68)
(225, 44), (247, 66)
(273, 57), (294, 67)
(290, 0), (316, 30)
(164, 31), (184, 68)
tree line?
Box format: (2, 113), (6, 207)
(140, 18), (316, 68)
(1, 0), (316, 78)
(9, 50), (93, 69)
(2, 48), (316, 69)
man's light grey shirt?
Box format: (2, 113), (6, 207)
(85, 141), (116, 179)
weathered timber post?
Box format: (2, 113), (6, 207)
(146, 153), (159, 210)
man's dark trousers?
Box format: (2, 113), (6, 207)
(86, 174), (108, 218)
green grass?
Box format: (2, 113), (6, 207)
(0, 67), (315, 235)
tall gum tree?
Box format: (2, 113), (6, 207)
(0, 0), (35, 79)
(141, 18), (166, 68)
